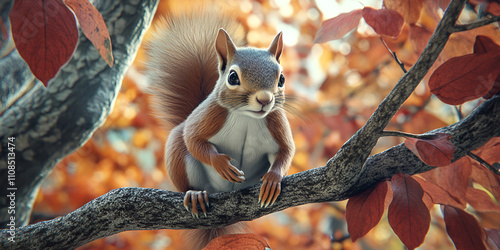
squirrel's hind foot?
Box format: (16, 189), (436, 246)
(184, 190), (209, 218)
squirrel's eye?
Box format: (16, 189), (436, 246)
(278, 73), (285, 87)
(228, 70), (240, 86)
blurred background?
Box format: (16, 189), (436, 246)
(30, 0), (488, 249)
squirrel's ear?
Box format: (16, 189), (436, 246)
(215, 28), (236, 72)
(268, 31), (283, 62)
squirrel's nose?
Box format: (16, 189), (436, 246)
(256, 92), (273, 106)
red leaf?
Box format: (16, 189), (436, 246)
(361, 7), (404, 37)
(313, 9), (362, 43)
(429, 52), (500, 105)
(384, 0), (423, 24)
(483, 74), (500, 99)
(64, 0), (113, 67)
(388, 174), (430, 250)
(203, 234), (270, 250)
(442, 205), (486, 250)
(404, 133), (455, 167)
(9, 0), (78, 86)
(474, 35), (500, 54)
(346, 181), (388, 242)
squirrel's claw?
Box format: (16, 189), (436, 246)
(212, 154), (245, 183)
(183, 190), (209, 217)
(259, 171), (282, 207)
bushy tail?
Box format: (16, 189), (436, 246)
(146, 8), (245, 128)
(183, 222), (248, 250)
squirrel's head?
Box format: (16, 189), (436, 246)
(215, 28), (285, 119)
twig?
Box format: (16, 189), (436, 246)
(379, 37), (407, 73)
(380, 131), (438, 139)
(454, 106), (463, 121)
(450, 15), (500, 33)
(467, 151), (500, 175)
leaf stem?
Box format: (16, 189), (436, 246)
(379, 37), (407, 73)
(467, 151), (500, 176)
(450, 15), (500, 33)
(380, 131), (438, 139)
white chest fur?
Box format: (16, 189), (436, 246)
(185, 111), (279, 193)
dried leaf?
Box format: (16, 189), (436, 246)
(389, 174), (430, 250)
(203, 234), (270, 250)
(429, 52), (500, 105)
(362, 7), (404, 37)
(404, 133), (455, 167)
(64, 0), (113, 67)
(442, 205), (486, 250)
(384, 0), (424, 24)
(9, 0), (78, 86)
(346, 181), (388, 242)
(313, 9), (362, 43)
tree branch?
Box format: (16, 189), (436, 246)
(0, 0), (158, 227)
(450, 15), (500, 33)
(2, 95), (498, 249)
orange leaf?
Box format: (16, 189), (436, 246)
(346, 181), (388, 242)
(9, 0), (78, 86)
(384, 0), (423, 24)
(442, 205), (486, 250)
(409, 24), (432, 56)
(465, 188), (500, 213)
(419, 157), (472, 204)
(203, 234), (270, 250)
(313, 9), (362, 43)
(474, 35), (500, 54)
(404, 133), (455, 167)
(362, 7), (404, 37)
(388, 174), (430, 250)
(429, 52), (500, 105)
(64, 0), (113, 67)
(414, 176), (465, 208)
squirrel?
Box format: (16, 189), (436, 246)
(146, 8), (295, 249)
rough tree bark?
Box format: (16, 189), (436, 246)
(0, 0), (159, 228)
(0, 0), (499, 249)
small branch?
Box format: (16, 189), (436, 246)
(467, 151), (500, 175)
(450, 15), (500, 33)
(379, 37), (407, 73)
(380, 131), (438, 139)
(454, 106), (463, 121)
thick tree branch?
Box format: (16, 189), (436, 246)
(2, 95), (498, 249)
(0, 0), (158, 227)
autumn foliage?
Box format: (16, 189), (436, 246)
(315, 0), (500, 249)
(8, 0), (112, 86)
(4, 0), (499, 249)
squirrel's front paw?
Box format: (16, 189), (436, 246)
(211, 154), (245, 183)
(184, 190), (209, 218)
(259, 171), (283, 207)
